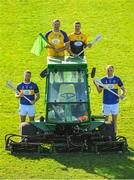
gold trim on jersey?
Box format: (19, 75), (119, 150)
(20, 89), (35, 95)
(103, 83), (119, 89)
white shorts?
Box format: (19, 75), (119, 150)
(103, 103), (119, 116)
(19, 104), (36, 117)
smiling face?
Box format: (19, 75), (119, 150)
(106, 65), (114, 77)
(52, 20), (60, 32)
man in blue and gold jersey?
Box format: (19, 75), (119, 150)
(68, 21), (92, 57)
(45, 19), (69, 57)
(94, 65), (126, 137)
(16, 70), (40, 123)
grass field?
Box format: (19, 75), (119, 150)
(0, 0), (134, 179)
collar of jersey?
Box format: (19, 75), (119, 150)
(74, 32), (81, 35)
(52, 30), (60, 33)
(23, 81), (31, 84)
(107, 75), (114, 79)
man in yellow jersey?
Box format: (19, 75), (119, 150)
(45, 19), (69, 57)
(68, 21), (92, 57)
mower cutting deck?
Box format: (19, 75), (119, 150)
(5, 56), (128, 154)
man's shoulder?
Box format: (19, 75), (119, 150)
(17, 82), (23, 87)
(113, 75), (120, 79)
(60, 30), (67, 34)
(59, 30), (68, 36)
(101, 76), (119, 79)
(80, 32), (87, 37)
(110, 76), (121, 82)
(59, 30), (69, 42)
(101, 76), (107, 80)
(68, 32), (87, 36)
(68, 32), (75, 36)
(101, 76), (122, 83)
(30, 82), (39, 92)
(68, 32), (87, 39)
(45, 30), (53, 37)
(30, 81), (38, 86)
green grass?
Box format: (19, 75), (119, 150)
(0, 0), (134, 179)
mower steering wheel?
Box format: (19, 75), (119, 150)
(60, 93), (75, 100)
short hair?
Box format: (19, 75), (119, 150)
(106, 65), (114, 70)
(24, 70), (31, 75)
(53, 19), (60, 23)
(74, 21), (81, 26)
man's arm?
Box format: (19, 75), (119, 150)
(45, 43), (69, 52)
(86, 43), (92, 48)
(15, 92), (24, 98)
(55, 31), (69, 53)
(44, 31), (55, 49)
(118, 77), (126, 99)
(120, 86), (126, 99)
(32, 93), (40, 104)
(55, 42), (69, 53)
(84, 35), (92, 48)
(93, 80), (103, 93)
(67, 42), (78, 56)
(45, 44), (55, 49)
(15, 86), (24, 98)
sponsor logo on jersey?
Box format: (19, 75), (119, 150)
(74, 41), (83, 46)
(107, 84), (114, 89)
(23, 90), (31, 95)
(52, 39), (60, 44)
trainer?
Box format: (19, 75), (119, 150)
(68, 21), (92, 57)
(94, 65), (126, 136)
(16, 70), (40, 122)
(44, 19), (69, 56)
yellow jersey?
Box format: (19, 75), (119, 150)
(45, 30), (69, 56)
(68, 32), (88, 56)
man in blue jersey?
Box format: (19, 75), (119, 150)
(94, 65), (126, 136)
(16, 70), (40, 122)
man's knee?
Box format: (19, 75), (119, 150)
(29, 116), (35, 122)
(20, 115), (26, 122)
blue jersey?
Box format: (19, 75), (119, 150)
(100, 76), (123, 104)
(17, 82), (39, 105)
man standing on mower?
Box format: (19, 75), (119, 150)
(94, 65), (126, 137)
(16, 70), (40, 123)
(44, 19), (69, 56)
(68, 21), (92, 57)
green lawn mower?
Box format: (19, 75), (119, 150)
(5, 56), (128, 154)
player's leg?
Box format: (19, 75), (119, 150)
(111, 103), (119, 137)
(112, 114), (117, 134)
(19, 104), (27, 122)
(29, 116), (35, 122)
(102, 104), (110, 123)
(27, 105), (36, 122)
(20, 115), (26, 122)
